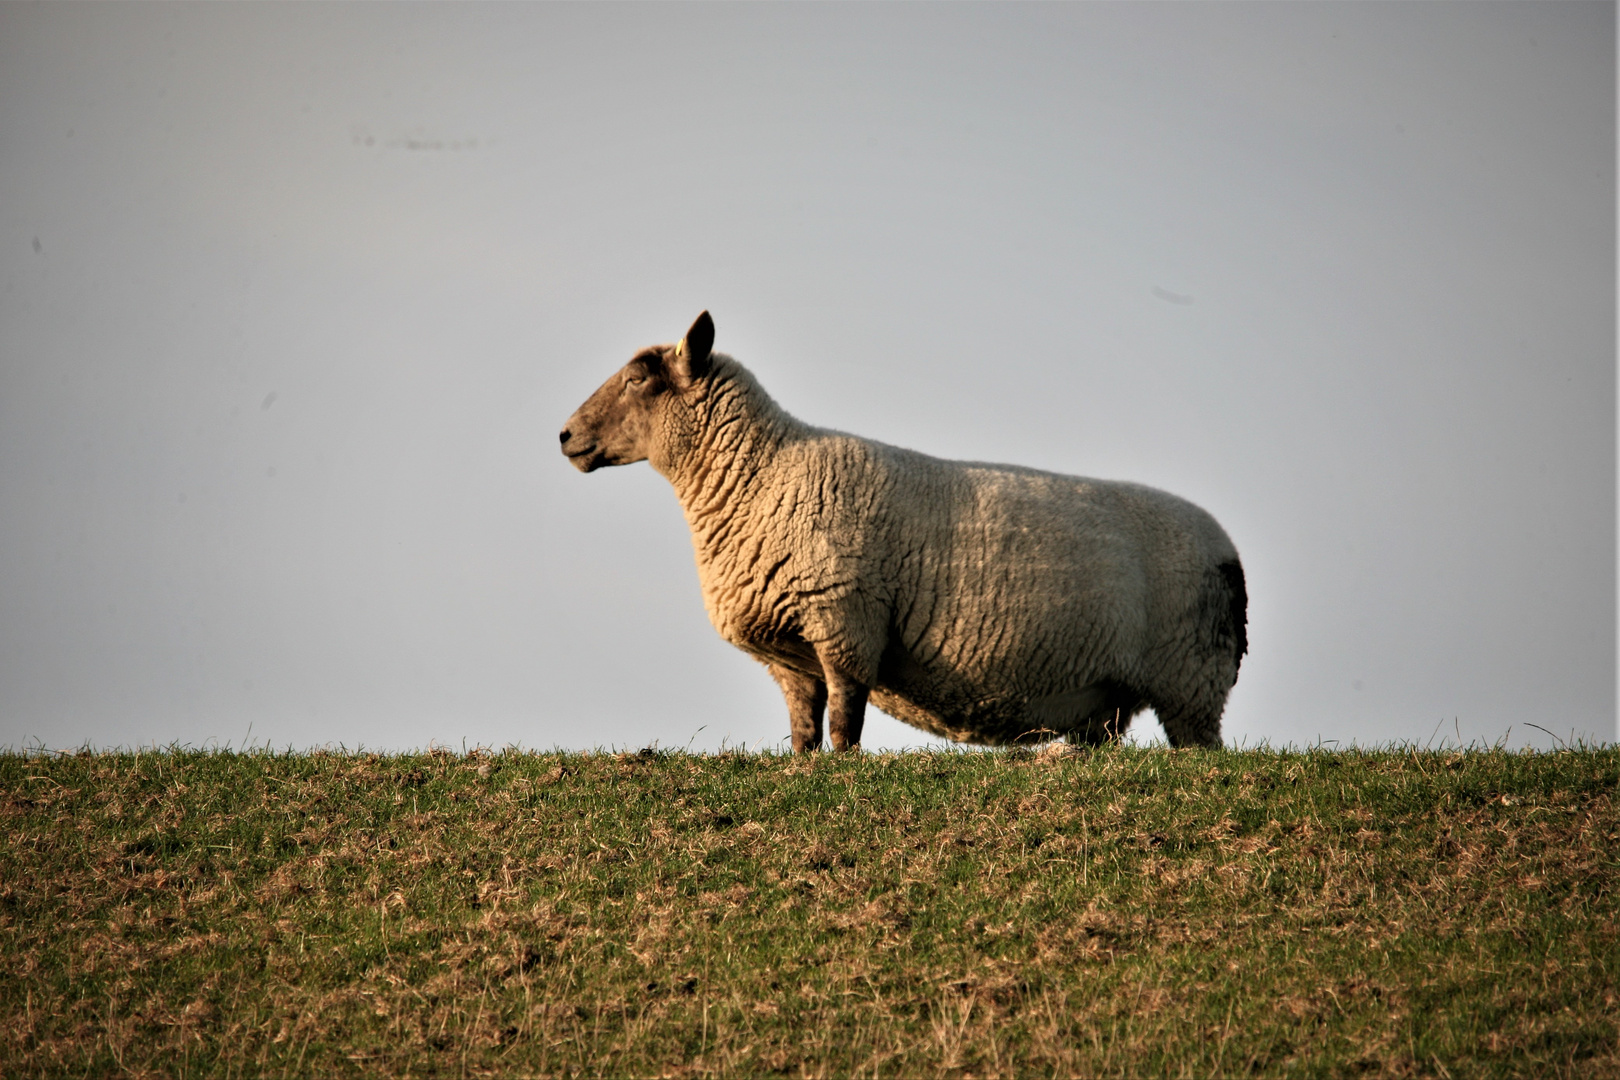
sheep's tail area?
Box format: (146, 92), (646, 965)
(1217, 558), (1248, 675)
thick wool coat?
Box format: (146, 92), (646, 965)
(648, 355), (1246, 747)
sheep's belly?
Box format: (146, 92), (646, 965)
(732, 623), (1128, 746)
(869, 684), (1120, 746)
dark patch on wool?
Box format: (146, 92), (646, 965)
(1218, 559), (1248, 669)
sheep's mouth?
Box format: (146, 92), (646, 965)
(564, 446), (605, 473)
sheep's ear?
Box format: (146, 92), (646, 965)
(671, 311), (714, 387)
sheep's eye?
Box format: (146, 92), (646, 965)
(625, 371), (647, 387)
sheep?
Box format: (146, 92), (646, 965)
(560, 312), (1247, 752)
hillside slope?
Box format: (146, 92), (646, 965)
(2, 744), (1616, 1077)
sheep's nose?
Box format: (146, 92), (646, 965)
(559, 428), (572, 445)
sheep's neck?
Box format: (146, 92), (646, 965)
(661, 376), (803, 556)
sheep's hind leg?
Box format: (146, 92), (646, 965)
(1157, 706), (1223, 749)
(770, 664), (827, 754)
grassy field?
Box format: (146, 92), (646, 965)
(1, 743), (1616, 1078)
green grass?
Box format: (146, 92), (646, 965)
(2, 743), (1616, 1077)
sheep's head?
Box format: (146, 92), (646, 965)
(560, 311), (715, 473)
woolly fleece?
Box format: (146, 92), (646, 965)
(561, 314), (1246, 750)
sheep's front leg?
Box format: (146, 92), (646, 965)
(822, 666), (869, 753)
(769, 663), (827, 753)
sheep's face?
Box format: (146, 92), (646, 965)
(560, 311), (714, 474)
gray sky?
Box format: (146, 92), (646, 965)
(1, 3), (1613, 754)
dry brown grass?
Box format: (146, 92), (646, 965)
(1, 744), (1616, 1076)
